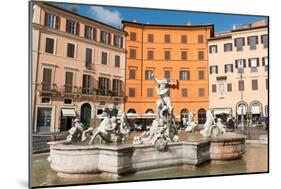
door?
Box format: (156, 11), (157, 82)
(36, 107), (52, 133)
(81, 103), (92, 127)
(42, 68), (52, 91)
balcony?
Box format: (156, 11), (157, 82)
(80, 88), (124, 99)
(62, 85), (79, 96)
(39, 83), (59, 96)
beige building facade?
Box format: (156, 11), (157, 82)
(32, 3), (126, 133)
(208, 21), (268, 126)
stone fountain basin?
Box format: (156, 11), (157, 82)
(48, 133), (246, 178)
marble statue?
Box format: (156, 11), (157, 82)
(185, 110), (197, 133)
(200, 108), (226, 138)
(133, 74), (179, 151)
(65, 119), (84, 143)
(82, 108), (129, 144)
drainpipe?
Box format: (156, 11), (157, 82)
(141, 24), (144, 96)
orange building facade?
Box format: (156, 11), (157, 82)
(123, 21), (214, 124)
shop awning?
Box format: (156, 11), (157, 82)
(61, 109), (76, 117)
(126, 113), (141, 119)
(213, 108), (231, 115)
(251, 105), (261, 114)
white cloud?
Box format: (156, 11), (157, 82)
(90, 6), (122, 27)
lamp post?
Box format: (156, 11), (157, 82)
(240, 71), (245, 131)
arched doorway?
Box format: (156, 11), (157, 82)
(250, 101), (262, 126)
(145, 109), (154, 113)
(180, 108), (189, 127)
(198, 108), (206, 125)
(236, 102), (247, 127)
(81, 103), (92, 128)
(127, 109), (136, 113)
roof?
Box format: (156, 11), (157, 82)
(39, 2), (125, 33)
(230, 25), (268, 33)
(122, 20), (214, 29)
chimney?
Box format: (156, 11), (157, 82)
(186, 21), (191, 26)
(232, 24), (237, 30)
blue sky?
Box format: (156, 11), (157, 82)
(54, 3), (268, 33)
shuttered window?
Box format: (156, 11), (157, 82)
(98, 77), (110, 95)
(45, 12), (59, 29)
(147, 50), (154, 60)
(66, 19), (79, 35)
(261, 34), (268, 48)
(248, 36), (258, 50)
(198, 51), (204, 60)
(181, 35), (187, 43)
(65, 71), (73, 93)
(147, 88), (153, 97)
(164, 51), (171, 60)
(198, 70), (205, 80)
(227, 83), (232, 92)
(198, 35), (204, 43)
(179, 70), (190, 80)
(238, 80), (244, 91)
(181, 51), (187, 60)
(164, 34), (171, 43)
(145, 70), (154, 80)
(129, 69), (136, 79)
(199, 88), (205, 96)
(85, 48), (92, 67)
(84, 25), (96, 40)
(130, 49), (136, 59)
(164, 70), (171, 79)
(67, 43), (75, 58)
(182, 88), (188, 97)
(100, 31), (111, 44)
(42, 68), (52, 91)
(129, 88), (135, 97)
(130, 32), (136, 41)
(234, 37), (245, 51)
(45, 38), (54, 54)
(252, 79), (258, 90)
(224, 43), (233, 52)
(115, 55), (120, 67)
(212, 84), (216, 93)
(101, 52), (107, 65)
(148, 34), (154, 42)
(82, 75), (91, 94)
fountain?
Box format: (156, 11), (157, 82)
(47, 76), (246, 178)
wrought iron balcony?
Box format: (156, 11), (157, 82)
(62, 85), (79, 95)
(39, 83), (59, 95)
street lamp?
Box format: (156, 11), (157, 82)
(239, 70), (245, 131)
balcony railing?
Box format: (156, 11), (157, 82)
(80, 88), (124, 98)
(40, 83), (58, 94)
(62, 85), (79, 95)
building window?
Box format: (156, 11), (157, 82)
(64, 71), (73, 93)
(115, 55), (120, 67)
(82, 75), (91, 94)
(130, 48), (136, 59)
(45, 12), (59, 29)
(248, 36), (258, 50)
(235, 59), (246, 72)
(181, 51), (187, 60)
(227, 83), (232, 92)
(42, 68), (52, 91)
(129, 69), (136, 79)
(148, 34), (154, 42)
(85, 48), (92, 68)
(198, 51), (204, 60)
(130, 32), (136, 41)
(199, 88), (205, 97)
(114, 35), (123, 48)
(224, 64), (233, 73)
(234, 37), (245, 51)
(238, 80), (244, 91)
(266, 78), (268, 90)
(98, 77), (110, 95)
(41, 97), (50, 104)
(198, 35), (204, 43)
(145, 70), (154, 80)
(164, 70), (171, 79)
(182, 88), (188, 97)
(181, 35), (187, 43)
(164, 51), (171, 60)
(179, 70), (190, 80)
(209, 45), (218, 54)
(224, 43), (233, 52)
(129, 88), (135, 97)
(45, 38), (54, 54)
(252, 79), (258, 90)
(100, 31), (111, 45)
(210, 66), (218, 74)
(164, 34), (171, 43)
(198, 70), (205, 80)
(147, 50), (154, 60)
(218, 84), (225, 97)
(84, 25), (96, 41)
(261, 34), (268, 48)
(112, 79), (122, 96)
(212, 84), (216, 93)
(101, 52), (107, 65)
(262, 57), (268, 71)
(36, 107), (52, 133)
(64, 99), (72, 104)
(67, 43), (75, 58)
(147, 88), (153, 97)
(249, 58), (259, 72)
(66, 19), (79, 35)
